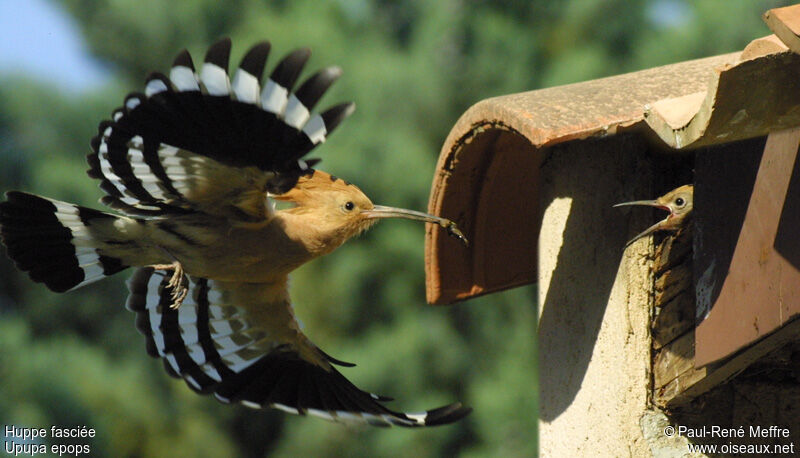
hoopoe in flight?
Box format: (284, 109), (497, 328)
(0, 38), (471, 427)
(614, 185), (694, 247)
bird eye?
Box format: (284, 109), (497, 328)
(675, 197), (685, 207)
(343, 201), (355, 211)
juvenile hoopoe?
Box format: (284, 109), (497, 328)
(0, 38), (471, 427)
(614, 184), (694, 247)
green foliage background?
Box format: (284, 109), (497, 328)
(0, 0), (790, 456)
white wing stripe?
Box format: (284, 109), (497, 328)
(54, 214), (82, 225)
(164, 165), (191, 176)
(76, 252), (99, 266)
(231, 70), (260, 104)
(179, 325), (199, 346)
(260, 79), (288, 115)
(170, 66), (199, 91)
(52, 201), (79, 216)
(98, 145), (131, 197)
(185, 347), (223, 381)
(272, 403), (300, 415)
(209, 319), (239, 336)
(150, 307), (167, 356)
(307, 408), (335, 421)
(221, 353), (261, 374)
(145, 78), (169, 97)
(73, 263), (106, 289)
(176, 306), (198, 324)
(164, 354), (181, 374)
(74, 246), (96, 258)
(185, 375), (203, 391)
(333, 411), (362, 423)
(67, 225), (91, 239)
(212, 336), (243, 353)
(127, 135), (144, 149)
(405, 412), (427, 423)
(158, 144), (180, 158)
(125, 98), (141, 111)
(128, 149), (145, 163)
(283, 94), (310, 129)
(127, 148), (169, 200)
(302, 114), (327, 145)
(144, 273), (167, 358)
(206, 287), (224, 304)
(200, 63), (230, 96)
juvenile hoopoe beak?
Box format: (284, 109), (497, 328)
(614, 184), (694, 248)
(362, 205), (469, 246)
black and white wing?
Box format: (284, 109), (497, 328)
(126, 268), (471, 427)
(88, 38), (354, 222)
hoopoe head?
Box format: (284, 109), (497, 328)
(273, 170), (467, 251)
(614, 184), (693, 247)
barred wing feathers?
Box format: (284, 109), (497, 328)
(126, 268), (471, 427)
(88, 38), (354, 222)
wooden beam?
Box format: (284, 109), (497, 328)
(656, 317), (800, 407)
(652, 292), (694, 350)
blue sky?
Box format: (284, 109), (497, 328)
(0, 0), (109, 93)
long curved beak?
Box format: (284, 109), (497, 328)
(613, 199), (663, 209)
(362, 205), (469, 246)
(613, 200), (671, 247)
(621, 220), (669, 247)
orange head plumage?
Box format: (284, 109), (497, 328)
(273, 170), (467, 253)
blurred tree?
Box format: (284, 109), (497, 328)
(0, 0), (793, 456)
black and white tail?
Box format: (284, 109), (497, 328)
(0, 192), (128, 292)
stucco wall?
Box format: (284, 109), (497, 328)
(537, 134), (655, 457)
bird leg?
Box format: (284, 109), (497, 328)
(151, 248), (189, 309)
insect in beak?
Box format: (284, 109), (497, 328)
(362, 205), (469, 246)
